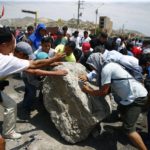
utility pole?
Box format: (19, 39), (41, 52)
(95, 8), (98, 34)
(22, 10), (38, 27)
(122, 24), (124, 35)
(77, 0), (84, 29)
(95, 3), (104, 34)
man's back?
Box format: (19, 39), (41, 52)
(101, 62), (147, 105)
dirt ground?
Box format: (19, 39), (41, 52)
(0, 74), (149, 150)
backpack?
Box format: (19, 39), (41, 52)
(103, 61), (142, 82)
(118, 62), (143, 82)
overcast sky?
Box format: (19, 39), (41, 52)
(0, 0), (150, 36)
(2, 0), (150, 2)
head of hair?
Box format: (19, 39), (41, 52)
(62, 25), (68, 31)
(41, 36), (53, 44)
(56, 30), (63, 35)
(119, 48), (128, 55)
(65, 41), (76, 51)
(139, 54), (150, 66)
(139, 39), (142, 43)
(89, 34), (96, 39)
(94, 45), (105, 54)
(143, 40), (150, 46)
(84, 31), (88, 35)
(73, 31), (79, 36)
(0, 27), (13, 44)
(27, 25), (34, 31)
(100, 32), (108, 39)
(126, 42), (134, 50)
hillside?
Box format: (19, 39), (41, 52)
(0, 16), (144, 36)
(0, 16), (95, 29)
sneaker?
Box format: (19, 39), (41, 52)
(3, 131), (22, 139)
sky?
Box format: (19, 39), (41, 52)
(1, 0), (150, 2)
(0, 0), (150, 36)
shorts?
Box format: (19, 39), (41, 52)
(118, 96), (148, 134)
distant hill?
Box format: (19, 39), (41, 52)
(0, 17), (54, 27)
(0, 17), (34, 27)
(38, 17), (54, 24)
(0, 16), (95, 29)
(112, 28), (145, 37)
(124, 29), (145, 36)
(0, 16), (144, 36)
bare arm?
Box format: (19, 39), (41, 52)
(49, 62), (63, 67)
(25, 68), (68, 76)
(28, 53), (65, 69)
(82, 83), (110, 96)
(79, 74), (88, 82)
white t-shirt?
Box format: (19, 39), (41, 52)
(80, 37), (91, 44)
(34, 48), (55, 58)
(101, 62), (147, 105)
(0, 54), (30, 78)
(70, 36), (81, 49)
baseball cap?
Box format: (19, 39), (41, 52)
(36, 52), (49, 60)
(82, 42), (91, 53)
(16, 41), (36, 60)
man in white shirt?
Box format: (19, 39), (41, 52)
(80, 31), (91, 45)
(70, 30), (81, 49)
(0, 27), (66, 140)
(81, 61), (148, 150)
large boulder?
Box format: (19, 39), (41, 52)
(43, 62), (111, 143)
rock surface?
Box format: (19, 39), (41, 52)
(43, 62), (111, 143)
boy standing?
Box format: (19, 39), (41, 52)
(34, 37), (55, 58)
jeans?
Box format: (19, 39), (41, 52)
(22, 78), (37, 111)
(0, 91), (17, 135)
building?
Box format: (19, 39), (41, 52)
(99, 16), (113, 35)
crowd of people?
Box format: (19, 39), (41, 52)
(0, 23), (150, 150)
